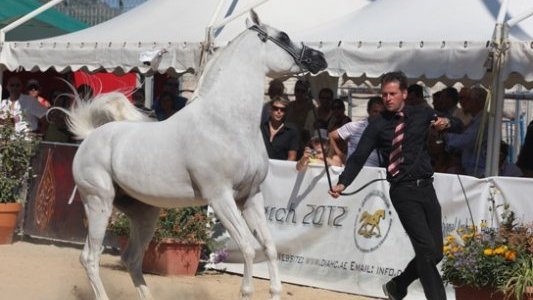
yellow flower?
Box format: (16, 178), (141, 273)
(443, 246), (451, 254)
(494, 246), (505, 255)
(484, 248), (494, 256)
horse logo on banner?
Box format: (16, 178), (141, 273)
(354, 190), (393, 253)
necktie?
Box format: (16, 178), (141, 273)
(388, 111), (405, 177)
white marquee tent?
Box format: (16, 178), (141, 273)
(0, 0), (371, 74)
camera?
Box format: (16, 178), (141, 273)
(139, 49), (168, 68)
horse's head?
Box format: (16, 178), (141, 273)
(247, 10), (327, 76)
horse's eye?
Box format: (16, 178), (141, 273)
(278, 32), (290, 43)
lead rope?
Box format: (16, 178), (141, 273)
(312, 108), (433, 196)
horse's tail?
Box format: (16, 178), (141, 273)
(57, 91), (153, 140)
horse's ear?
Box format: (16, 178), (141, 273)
(250, 9), (261, 26)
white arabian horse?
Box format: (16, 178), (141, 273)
(65, 11), (327, 300)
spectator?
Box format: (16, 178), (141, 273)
(0, 76), (48, 134)
(406, 84), (428, 107)
(156, 92), (178, 121)
(26, 79), (51, 108)
(154, 78), (188, 116)
(261, 79), (286, 124)
(442, 86), (472, 128)
(446, 87), (488, 177)
(260, 97), (300, 161)
(304, 87), (334, 134)
(327, 99), (351, 132)
(296, 129), (342, 172)
(44, 94), (74, 143)
(329, 96), (385, 165)
(517, 120), (533, 177)
(286, 79), (314, 152)
(499, 141), (522, 177)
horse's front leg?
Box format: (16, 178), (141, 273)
(242, 192), (282, 300)
(208, 190), (257, 300)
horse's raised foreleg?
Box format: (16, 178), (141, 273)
(209, 190), (256, 300)
(80, 193), (114, 300)
(114, 196), (160, 300)
(242, 192), (281, 300)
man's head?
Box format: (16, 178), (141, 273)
(294, 79), (309, 102)
(440, 87), (459, 111)
(318, 88), (334, 107)
(380, 71), (408, 112)
(367, 96), (385, 119)
(26, 79), (41, 98)
(461, 87), (487, 116)
(6, 77), (23, 100)
(406, 84), (424, 106)
(268, 79), (285, 99)
(269, 97), (289, 123)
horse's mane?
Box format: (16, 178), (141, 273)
(190, 29), (254, 103)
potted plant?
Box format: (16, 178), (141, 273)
(442, 207), (533, 300)
(0, 113), (39, 244)
(501, 256), (533, 300)
(108, 206), (212, 276)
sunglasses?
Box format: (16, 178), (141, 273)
(272, 105), (287, 112)
(333, 106), (344, 110)
(9, 83), (21, 87)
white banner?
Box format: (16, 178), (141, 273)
(216, 160), (533, 300)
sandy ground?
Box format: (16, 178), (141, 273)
(0, 239), (378, 300)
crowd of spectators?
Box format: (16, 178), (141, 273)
(1, 74), (531, 179)
(261, 79), (531, 179)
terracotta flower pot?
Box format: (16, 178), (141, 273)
(454, 285), (505, 300)
(119, 237), (203, 276)
(0, 203), (22, 244)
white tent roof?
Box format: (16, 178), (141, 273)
(295, 0), (533, 87)
(0, 0), (371, 74)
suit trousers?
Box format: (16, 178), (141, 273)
(389, 180), (446, 300)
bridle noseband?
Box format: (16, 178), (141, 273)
(249, 25), (311, 72)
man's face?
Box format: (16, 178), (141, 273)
(270, 101), (287, 122)
(381, 81), (407, 112)
(368, 103), (385, 119)
(7, 78), (22, 99)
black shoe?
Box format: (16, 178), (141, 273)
(382, 280), (406, 300)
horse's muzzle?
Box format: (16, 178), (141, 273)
(301, 48), (328, 74)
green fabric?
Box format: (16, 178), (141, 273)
(0, 0), (88, 41)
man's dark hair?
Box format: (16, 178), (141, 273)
(367, 96), (384, 112)
(408, 84), (423, 99)
(441, 87), (459, 105)
(318, 88), (334, 99)
(381, 71), (408, 90)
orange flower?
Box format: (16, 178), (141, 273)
(504, 250), (516, 261)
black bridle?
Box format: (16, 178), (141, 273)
(249, 25), (311, 73)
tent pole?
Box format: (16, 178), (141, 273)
(485, 23), (508, 177)
(0, 0), (65, 43)
(145, 75), (154, 110)
(0, 65), (3, 100)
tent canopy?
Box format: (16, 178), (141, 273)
(0, 0), (88, 41)
(295, 0), (533, 87)
(0, 0), (370, 73)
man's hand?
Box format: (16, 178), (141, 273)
(433, 117), (450, 131)
(328, 184), (346, 199)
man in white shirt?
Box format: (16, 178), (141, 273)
(329, 96), (385, 166)
(1, 76), (47, 133)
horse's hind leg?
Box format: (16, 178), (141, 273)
(79, 192), (114, 300)
(242, 192), (281, 300)
(208, 190), (257, 300)
(114, 195), (160, 300)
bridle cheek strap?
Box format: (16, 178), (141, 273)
(249, 25), (309, 72)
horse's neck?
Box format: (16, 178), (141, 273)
(195, 33), (265, 128)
